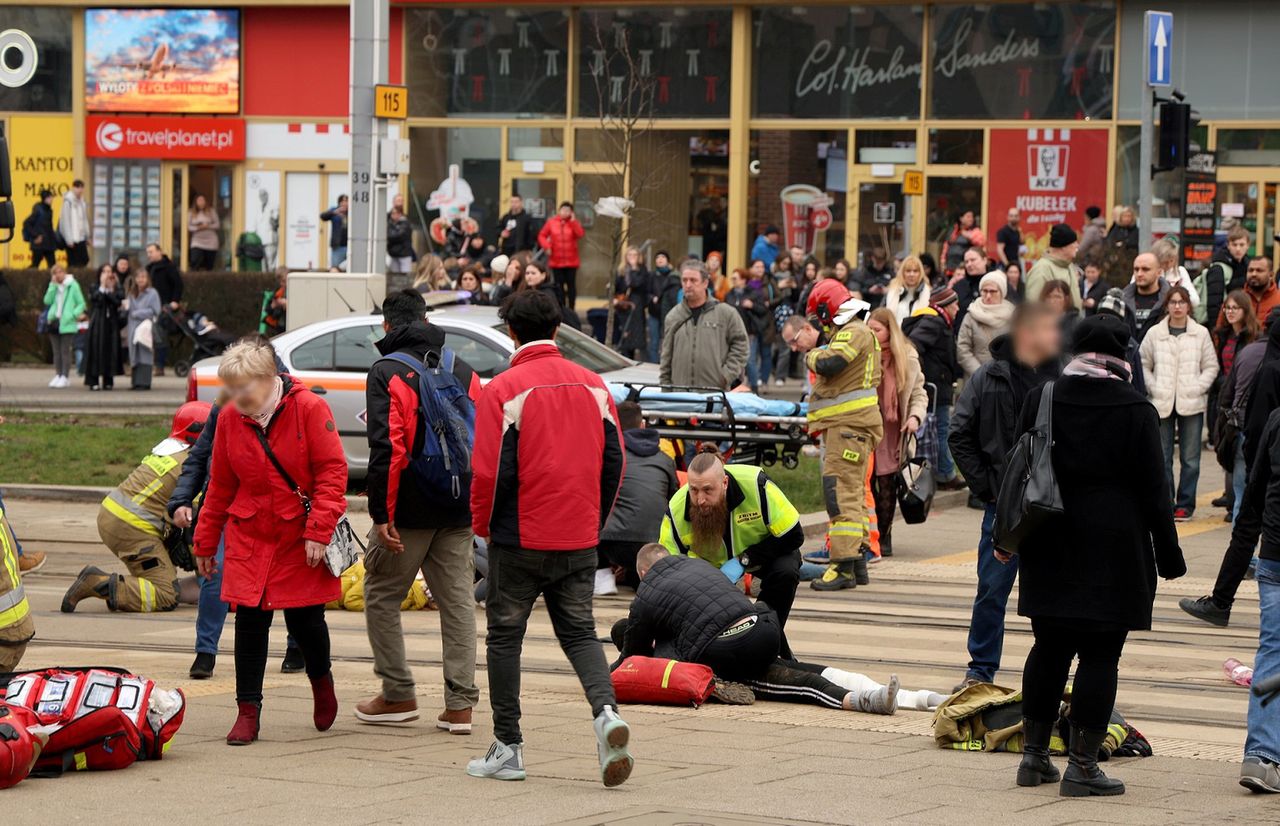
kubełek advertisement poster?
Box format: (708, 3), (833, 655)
(85, 9), (240, 114)
(985, 128), (1109, 264)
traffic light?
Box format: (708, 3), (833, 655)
(1158, 100), (1195, 170)
(0, 123), (12, 240)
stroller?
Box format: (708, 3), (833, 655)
(164, 307), (237, 377)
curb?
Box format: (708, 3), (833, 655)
(800, 486), (971, 539)
(0, 483), (370, 513)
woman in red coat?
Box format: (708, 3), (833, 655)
(194, 340), (349, 745)
(537, 201), (585, 309)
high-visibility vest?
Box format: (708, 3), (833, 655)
(659, 464), (800, 568)
(0, 503), (30, 635)
(100, 448), (189, 538)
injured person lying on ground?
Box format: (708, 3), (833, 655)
(610, 544), (947, 714)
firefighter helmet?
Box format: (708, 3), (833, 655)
(170, 401), (213, 445)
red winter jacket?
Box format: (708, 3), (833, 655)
(194, 376), (348, 609)
(471, 341), (625, 550)
(537, 215), (585, 269)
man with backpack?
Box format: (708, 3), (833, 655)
(356, 289), (482, 733)
(1196, 225), (1251, 327)
(22, 190), (57, 268)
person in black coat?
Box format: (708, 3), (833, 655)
(1011, 314), (1184, 798)
(614, 249), (650, 360)
(598, 403), (678, 589)
(494, 195), (537, 256)
(145, 243), (183, 374)
(903, 287), (962, 486)
(84, 264), (125, 390)
(521, 260), (580, 331)
(23, 191), (58, 268)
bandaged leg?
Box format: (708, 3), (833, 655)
(819, 666), (946, 711)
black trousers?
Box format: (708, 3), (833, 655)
(234, 603), (330, 703)
(746, 659), (848, 709)
(31, 249), (55, 268)
(753, 550), (801, 659)
(871, 473), (897, 553)
(65, 242), (89, 268)
(1021, 617), (1128, 731)
(553, 267), (578, 308)
(189, 247), (217, 271)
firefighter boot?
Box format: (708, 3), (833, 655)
(60, 566), (110, 613)
(854, 546), (871, 585)
(811, 559), (856, 591)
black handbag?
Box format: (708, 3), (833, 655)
(993, 381), (1063, 555)
(895, 434), (935, 524)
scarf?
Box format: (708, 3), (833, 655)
(965, 298), (1014, 328)
(1063, 352), (1132, 382)
(250, 376), (285, 430)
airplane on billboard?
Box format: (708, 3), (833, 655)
(129, 42), (177, 79)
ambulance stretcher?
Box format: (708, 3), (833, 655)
(607, 383), (814, 470)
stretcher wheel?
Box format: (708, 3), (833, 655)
(787, 424), (805, 440)
(782, 453), (800, 470)
(761, 448), (778, 466)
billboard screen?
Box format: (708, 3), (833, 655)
(85, 8), (240, 113)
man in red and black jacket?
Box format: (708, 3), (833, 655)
(467, 289), (632, 787)
(355, 289), (482, 734)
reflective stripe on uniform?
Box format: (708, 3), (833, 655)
(807, 387), (879, 422)
(828, 522), (865, 539)
(138, 578), (155, 613)
(102, 491), (165, 537)
(0, 517), (28, 628)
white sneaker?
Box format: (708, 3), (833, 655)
(48, 375), (60, 387)
(774, 379), (785, 387)
(54, 375), (69, 388)
(593, 705), (634, 787)
(466, 740), (525, 781)
(593, 568), (618, 596)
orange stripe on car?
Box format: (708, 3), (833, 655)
(195, 375), (368, 392)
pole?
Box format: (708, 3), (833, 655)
(349, 0), (389, 274)
(1139, 90), (1153, 253)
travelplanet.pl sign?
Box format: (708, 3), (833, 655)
(86, 115), (245, 161)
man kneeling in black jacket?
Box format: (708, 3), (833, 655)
(612, 545), (917, 714)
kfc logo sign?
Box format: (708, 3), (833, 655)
(1027, 129), (1072, 192)
(87, 115), (245, 160)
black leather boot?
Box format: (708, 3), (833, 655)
(853, 547), (870, 585)
(1016, 718), (1060, 787)
(873, 477), (895, 557)
(1060, 724), (1125, 797)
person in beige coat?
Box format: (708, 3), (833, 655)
(956, 271), (1015, 377)
(1139, 286), (1219, 521)
(866, 308), (929, 558)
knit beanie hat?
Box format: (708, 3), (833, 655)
(930, 285), (958, 308)
(1049, 223), (1078, 248)
(979, 271), (1008, 299)
(1072, 315), (1130, 359)
(1097, 287), (1129, 320)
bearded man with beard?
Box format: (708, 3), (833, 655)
(658, 449), (803, 657)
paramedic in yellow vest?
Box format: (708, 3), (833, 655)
(783, 300), (884, 591)
(658, 450), (802, 657)
(0, 499), (34, 672)
(61, 402), (212, 614)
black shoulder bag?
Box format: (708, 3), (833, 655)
(993, 381), (1063, 555)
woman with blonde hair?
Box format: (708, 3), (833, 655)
(885, 255), (930, 325)
(866, 307), (928, 558)
(411, 254), (452, 292)
(193, 339), (348, 745)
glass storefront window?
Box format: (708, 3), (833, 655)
(93, 160), (162, 266)
(508, 128), (564, 162)
(572, 172), (624, 299)
(854, 130), (917, 165)
(406, 8), (569, 118)
(625, 130), (730, 260)
(925, 176), (984, 271)
(929, 129), (983, 166)
(408, 127), (502, 254)
(752, 5), (923, 120)
(574, 129), (626, 164)
(578, 8), (732, 118)
(1218, 129), (1280, 166)
(929, 2), (1115, 120)
(749, 130), (847, 266)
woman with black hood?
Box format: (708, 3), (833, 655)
(1011, 314), (1184, 798)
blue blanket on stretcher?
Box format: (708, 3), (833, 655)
(606, 384), (807, 417)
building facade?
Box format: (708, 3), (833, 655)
(3, 1), (1280, 294)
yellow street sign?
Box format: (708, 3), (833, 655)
(903, 170), (924, 196)
(374, 85), (408, 119)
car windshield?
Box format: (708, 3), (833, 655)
(491, 323), (633, 373)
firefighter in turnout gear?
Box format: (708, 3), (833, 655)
(62, 402), (212, 614)
(0, 499), (34, 673)
(782, 300), (884, 591)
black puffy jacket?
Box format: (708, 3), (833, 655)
(903, 309), (958, 406)
(620, 555), (758, 664)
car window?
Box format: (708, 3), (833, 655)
(290, 333), (335, 371)
(441, 330), (508, 379)
(489, 323), (632, 373)
(334, 325), (382, 372)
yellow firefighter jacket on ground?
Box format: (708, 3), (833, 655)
(326, 559), (435, 611)
(0, 502), (34, 670)
(932, 682), (1128, 756)
(659, 464), (799, 568)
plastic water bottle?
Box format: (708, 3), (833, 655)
(1224, 658), (1254, 687)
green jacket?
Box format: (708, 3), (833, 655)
(43, 277), (87, 335)
(1024, 254), (1082, 308)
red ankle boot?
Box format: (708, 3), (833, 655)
(311, 672), (337, 731)
(227, 701), (261, 745)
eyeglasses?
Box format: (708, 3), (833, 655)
(1224, 305), (1243, 313)
(979, 288), (1001, 295)
(1166, 299), (1189, 307)
(786, 328), (805, 346)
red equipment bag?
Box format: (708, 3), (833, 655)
(611, 656), (716, 707)
(34, 706), (142, 775)
(0, 703), (45, 789)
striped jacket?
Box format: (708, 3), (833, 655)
(805, 318), (883, 432)
(0, 499), (33, 648)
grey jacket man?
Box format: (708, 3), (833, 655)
(658, 297), (749, 390)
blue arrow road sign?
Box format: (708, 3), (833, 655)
(1147, 11), (1173, 87)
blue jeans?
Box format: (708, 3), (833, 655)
(1233, 432), (1247, 521)
(1246, 558), (1280, 764)
(1159, 413), (1204, 512)
(934, 404), (957, 482)
(965, 504), (1019, 682)
(331, 246), (348, 268)
(747, 336), (772, 390)
(647, 316), (662, 364)
(0, 490), (22, 557)
(195, 539), (229, 655)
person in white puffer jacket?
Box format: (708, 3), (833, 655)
(1139, 285), (1219, 522)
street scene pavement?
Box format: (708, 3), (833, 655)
(2, 491), (1268, 825)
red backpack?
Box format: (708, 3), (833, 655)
(611, 656), (716, 707)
